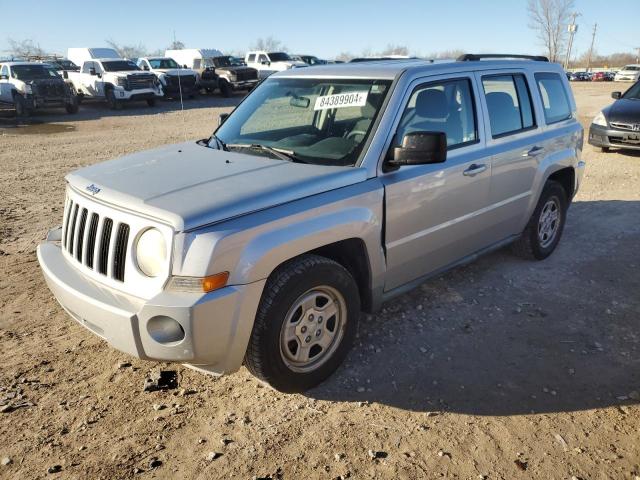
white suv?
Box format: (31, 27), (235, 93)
(614, 64), (640, 82)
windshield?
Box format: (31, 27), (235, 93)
(102, 60), (140, 72)
(11, 65), (60, 80)
(53, 60), (79, 71)
(212, 56), (232, 68)
(623, 65), (640, 71)
(149, 58), (179, 69)
(622, 82), (640, 100)
(268, 52), (291, 62)
(212, 77), (391, 166)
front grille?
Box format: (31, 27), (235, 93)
(166, 75), (196, 88)
(62, 199), (130, 282)
(33, 81), (66, 98)
(609, 136), (640, 145)
(610, 122), (640, 132)
(235, 70), (257, 82)
(126, 74), (156, 90)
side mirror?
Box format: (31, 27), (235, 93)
(143, 65), (149, 71)
(261, 60), (270, 66)
(387, 131), (447, 168)
(219, 113), (229, 126)
(89, 68), (96, 76)
(63, 71), (69, 79)
(183, 64), (188, 69)
(611, 91), (622, 99)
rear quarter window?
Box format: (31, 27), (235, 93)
(535, 73), (572, 124)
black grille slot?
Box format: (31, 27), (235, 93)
(75, 209), (88, 261)
(98, 218), (113, 275)
(67, 204), (79, 255)
(112, 224), (130, 282)
(63, 200), (74, 249)
(86, 213), (99, 269)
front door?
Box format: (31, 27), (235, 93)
(382, 74), (493, 291)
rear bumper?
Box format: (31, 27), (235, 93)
(588, 124), (640, 151)
(37, 236), (266, 374)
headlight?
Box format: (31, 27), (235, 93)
(592, 111), (607, 127)
(135, 228), (167, 277)
(117, 77), (127, 87)
(23, 84), (32, 94)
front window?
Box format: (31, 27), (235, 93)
(622, 82), (640, 100)
(11, 64), (60, 80)
(212, 78), (391, 166)
(101, 60), (140, 72)
(268, 52), (291, 62)
(212, 56), (232, 68)
(149, 58), (179, 69)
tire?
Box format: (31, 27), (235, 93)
(245, 254), (360, 393)
(146, 98), (156, 107)
(13, 93), (29, 118)
(105, 88), (121, 110)
(219, 80), (232, 98)
(65, 98), (79, 114)
(601, 147), (610, 153)
(512, 180), (568, 260)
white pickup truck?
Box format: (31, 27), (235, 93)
(244, 51), (306, 79)
(67, 58), (163, 109)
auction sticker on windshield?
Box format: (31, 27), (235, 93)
(314, 91), (368, 110)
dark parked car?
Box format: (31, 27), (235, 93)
(588, 81), (640, 152)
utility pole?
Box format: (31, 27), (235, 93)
(564, 12), (581, 70)
(586, 23), (598, 72)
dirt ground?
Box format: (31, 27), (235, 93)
(0, 81), (639, 480)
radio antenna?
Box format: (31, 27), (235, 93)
(173, 29), (187, 142)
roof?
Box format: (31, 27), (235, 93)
(0, 61), (47, 67)
(273, 58), (561, 80)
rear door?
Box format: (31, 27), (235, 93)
(0, 65), (10, 103)
(382, 73), (494, 291)
(475, 70), (541, 241)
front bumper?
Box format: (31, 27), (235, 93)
(588, 124), (640, 151)
(26, 93), (73, 109)
(37, 236), (265, 374)
(230, 79), (259, 90)
(113, 87), (164, 101)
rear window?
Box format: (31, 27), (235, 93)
(535, 73), (572, 124)
(482, 74), (535, 137)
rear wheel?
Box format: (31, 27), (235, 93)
(245, 255), (360, 392)
(146, 98), (156, 107)
(65, 96), (79, 114)
(512, 181), (567, 260)
(601, 147), (610, 153)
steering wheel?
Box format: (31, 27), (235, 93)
(346, 130), (367, 141)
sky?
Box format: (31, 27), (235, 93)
(0, 0), (637, 60)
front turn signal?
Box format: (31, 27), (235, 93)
(167, 272), (230, 293)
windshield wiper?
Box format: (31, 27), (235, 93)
(226, 143), (304, 163)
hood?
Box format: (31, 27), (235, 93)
(604, 99), (640, 124)
(66, 142), (366, 231)
(272, 61), (308, 70)
(109, 70), (150, 78)
(155, 68), (196, 76)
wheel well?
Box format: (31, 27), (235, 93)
(548, 167), (575, 202)
(307, 238), (373, 313)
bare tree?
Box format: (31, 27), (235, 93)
(251, 36), (287, 52)
(380, 44), (409, 56)
(527, 0), (574, 62)
(168, 39), (185, 50)
(105, 39), (147, 59)
(6, 38), (46, 59)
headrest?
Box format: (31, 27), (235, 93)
(486, 92), (516, 113)
(415, 89), (448, 119)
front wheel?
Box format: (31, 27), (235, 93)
(601, 147), (610, 153)
(512, 180), (567, 260)
(219, 80), (232, 98)
(13, 94), (29, 118)
(245, 255), (360, 393)
(146, 98), (156, 107)
(105, 88), (122, 110)
(65, 98), (79, 114)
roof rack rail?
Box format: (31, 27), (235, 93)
(457, 54), (549, 62)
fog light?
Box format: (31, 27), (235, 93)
(147, 316), (185, 344)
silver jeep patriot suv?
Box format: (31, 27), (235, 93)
(37, 54), (585, 392)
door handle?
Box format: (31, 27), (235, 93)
(522, 146), (545, 157)
(463, 164), (487, 176)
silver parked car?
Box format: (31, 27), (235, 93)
(37, 54), (584, 392)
